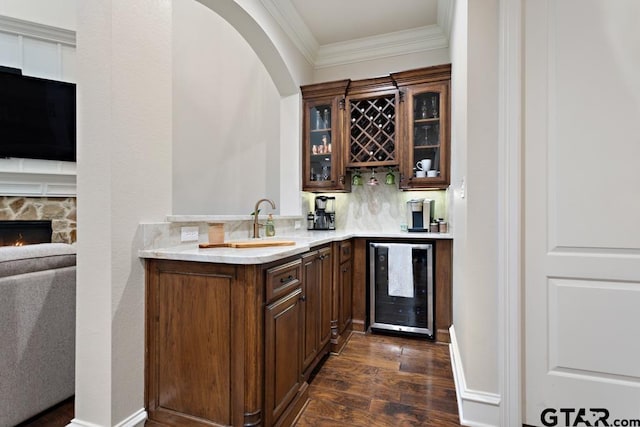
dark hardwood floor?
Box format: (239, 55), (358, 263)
(15, 397), (74, 427)
(18, 333), (460, 427)
(295, 332), (461, 426)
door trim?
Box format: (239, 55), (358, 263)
(497, 0), (523, 425)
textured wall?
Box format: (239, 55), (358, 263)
(0, 197), (76, 243)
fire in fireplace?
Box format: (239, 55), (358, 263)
(0, 220), (53, 246)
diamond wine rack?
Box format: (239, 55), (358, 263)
(348, 95), (397, 167)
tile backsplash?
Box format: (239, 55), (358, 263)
(140, 184), (450, 250)
(303, 183), (449, 233)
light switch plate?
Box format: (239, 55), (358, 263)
(181, 226), (199, 242)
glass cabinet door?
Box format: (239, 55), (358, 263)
(309, 103), (333, 183)
(401, 82), (449, 189)
(303, 97), (349, 192)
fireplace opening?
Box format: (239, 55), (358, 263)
(0, 220), (53, 247)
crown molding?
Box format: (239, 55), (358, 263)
(261, 1), (451, 70)
(259, 0), (318, 65)
(0, 15), (75, 46)
(314, 25), (448, 69)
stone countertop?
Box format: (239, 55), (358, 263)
(138, 230), (452, 265)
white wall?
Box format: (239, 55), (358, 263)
(74, 0), (313, 424)
(172, 0), (281, 215)
(75, 0), (172, 425)
(450, 0), (501, 423)
(461, 0), (499, 394)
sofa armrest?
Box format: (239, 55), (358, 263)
(0, 243), (76, 278)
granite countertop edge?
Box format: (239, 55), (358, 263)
(138, 231), (453, 265)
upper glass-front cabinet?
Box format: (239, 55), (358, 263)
(400, 82), (450, 189)
(308, 103), (333, 183)
(301, 79), (350, 192)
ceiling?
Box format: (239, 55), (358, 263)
(260, 0), (452, 68)
(289, 0), (438, 45)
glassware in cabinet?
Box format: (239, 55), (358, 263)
(399, 82), (450, 189)
(308, 103), (334, 184)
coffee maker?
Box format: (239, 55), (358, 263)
(406, 199), (435, 232)
(310, 196), (336, 230)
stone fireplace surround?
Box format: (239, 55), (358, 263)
(0, 197), (76, 244)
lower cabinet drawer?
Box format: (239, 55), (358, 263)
(265, 259), (302, 303)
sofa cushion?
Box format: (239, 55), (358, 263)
(0, 243), (76, 278)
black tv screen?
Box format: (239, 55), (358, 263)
(0, 70), (76, 162)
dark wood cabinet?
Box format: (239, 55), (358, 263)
(301, 64), (451, 192)
(344, 77), (400, 168)
(301, 251), (319, 370)
(264, 287), (304, 427)
(146, 257), (308, 427)
(331, 240), (353, 353)
(300, 246), (332, 378)
(263, 258), (305, 426)
(145, 236), (449, 426)
(301, 80), (350, 192)
(318, 246), (333, 349)
(393, 64), (451, 189)
(338, 256), (352, 334)
(146, 248), (335, 427)
(145, 260), (256, 427)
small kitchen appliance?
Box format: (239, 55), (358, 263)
(310, 195), (336, 230)
(406, 199), (435, 232)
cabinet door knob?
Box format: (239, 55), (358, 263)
(299, 295), (306, 302)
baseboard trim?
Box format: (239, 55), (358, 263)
(67, 408), (147, 427)
(449, 325), (501, 427)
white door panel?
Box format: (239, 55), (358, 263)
(525, 0), (640, 425)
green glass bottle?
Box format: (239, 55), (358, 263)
(265, 214), (275, 237)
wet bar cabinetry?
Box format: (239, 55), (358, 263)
(331, 240), (353, 353)
(145, 244), (341, 427)
(301, 64), (451, 191)
(344, 76), (400, 168)
(392, 64), (451, 190)
(301, 80), (351, 192)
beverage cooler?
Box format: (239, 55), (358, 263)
(369, 242), (434, 338)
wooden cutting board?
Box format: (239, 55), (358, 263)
(199, 240), (296, 249)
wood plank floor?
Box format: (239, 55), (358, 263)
(295, 332), (461, 426)
(19, 333), (460, 427)
(15, 397), (74, 427)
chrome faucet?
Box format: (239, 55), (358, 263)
(252, 198), (276, 238)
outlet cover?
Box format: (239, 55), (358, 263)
(181, 226), (199, 242)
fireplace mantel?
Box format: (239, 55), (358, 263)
(0, 159), (76, 197)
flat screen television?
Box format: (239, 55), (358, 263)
(0, 68), (76, 162)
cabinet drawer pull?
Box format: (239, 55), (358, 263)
(280, 275), (295, 284)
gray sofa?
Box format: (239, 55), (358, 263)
(0, 243), (76, 427)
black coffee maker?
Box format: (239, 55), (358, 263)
(310, 196), (335, 230)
